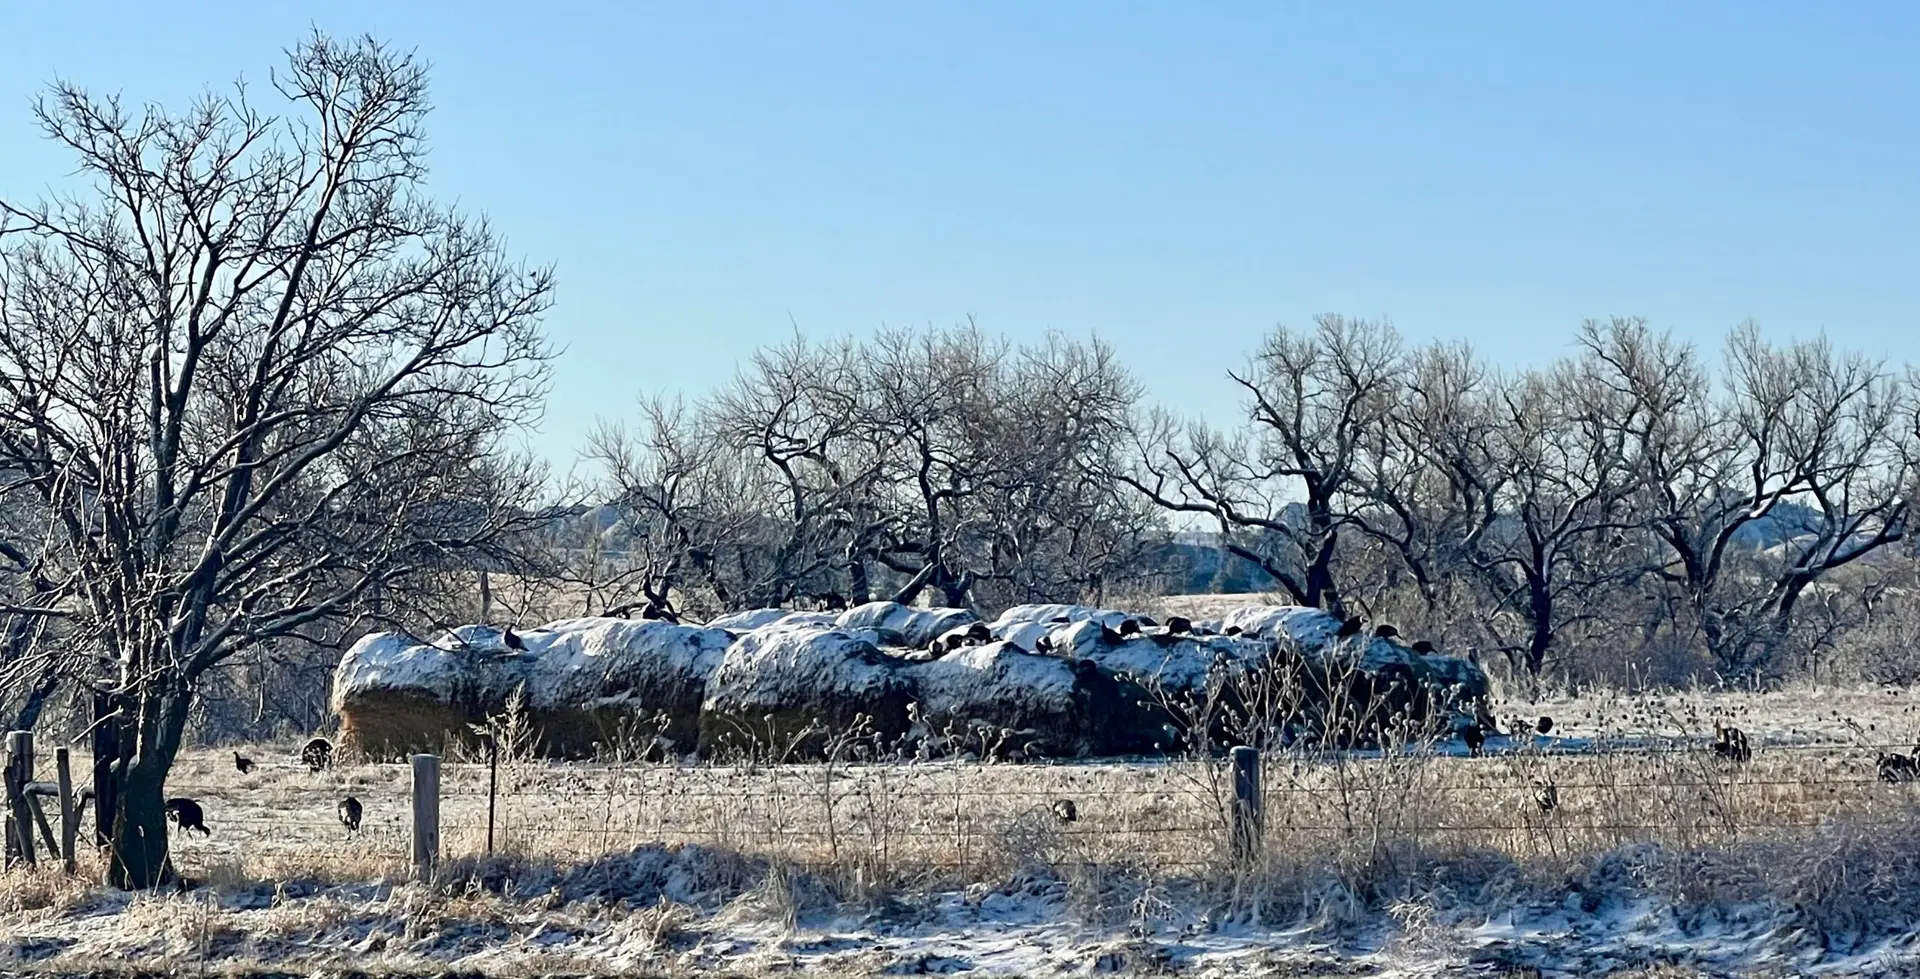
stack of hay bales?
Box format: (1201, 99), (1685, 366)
(333, 600), (1489, 760)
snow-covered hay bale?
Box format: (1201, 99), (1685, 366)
(907, 641), (1169, 758)
(697, 626), (917, 756)
(1218, 605), (1343, 647)
(835, 601), (977, 649)
(705, 609), (841, 633)
(702, 608), (792, 632)
(333, 618), (733, 759)
(989, 603), (1131, 651)
(1079, 633), (1274, 699)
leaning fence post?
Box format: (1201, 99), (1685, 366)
(5, 731), (34, 868)
(411, 753), (441, 883)
(485, 733), (499, 856)
(1229, 745), (1262, 869)
(55, 747), (76, 874)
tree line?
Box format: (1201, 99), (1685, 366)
(0, 32), (1915, 887)
(566, 314), (1916, 689)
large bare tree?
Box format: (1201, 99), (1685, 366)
(1121, 315), (1402, 614)
(1584, 320), (1914, 677)
(0, 34), (552, 887)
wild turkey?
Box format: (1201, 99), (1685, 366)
(302, 736), (335, 773)
(1532, 780), (1559, 813)
(1878, 752), (1920, 783)
(1711, 722), (1752, 764)
(1460, 723), (1486, 757)
(165, 798), (211, 836)
(1410, 639), (1435, 654)
(1098, 624), (1126, 646)
(338, 795), (364, 834)
(1335, 616), (1364, 639)
(1117, 619), (1142, 638)
(1165, 616), (1192, 635)
(1372, 624), (1399, 639)
(502, 625), (525, 650)
(233, 751), (255, 775)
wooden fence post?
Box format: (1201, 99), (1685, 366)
(486, 734), (498, 856)
(55, 747), (76, 874)
(5, 731), (33, 868)
(1229, 745), (1262, 869)
(412, 754), (441, 883)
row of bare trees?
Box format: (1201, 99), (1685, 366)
(1126, 315), (1918, 682)
(576, 325), (1165, 617)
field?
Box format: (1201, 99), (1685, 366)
(5, 683), (1920, 977)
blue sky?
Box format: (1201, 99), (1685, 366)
(5, 2), (1917, 466)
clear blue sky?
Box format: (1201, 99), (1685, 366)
(5, 2), (1917, 466)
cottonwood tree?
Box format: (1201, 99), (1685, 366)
(856, 325), (1154, 608)
(1461, 360), (1644, 676)
(1121, 315), (1402, 614)
(0, 34), (552, 887)
(594, 326), (1157, 615)
(1586, 320), (1915, 677)
(1345, 341), (1499, 617)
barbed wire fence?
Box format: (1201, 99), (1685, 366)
(43, 733), (1904, 888)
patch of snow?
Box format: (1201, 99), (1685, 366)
(912, 640), (1082, 712)
(703, 608), (794, 631)
(836, 601), (978, 648)
(703, 626), (906, 707)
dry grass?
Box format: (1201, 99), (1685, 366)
(5, 683), (1920, 975)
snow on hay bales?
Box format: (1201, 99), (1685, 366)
(333, 619), (733, 758)
(1214, 604), (1490, 734)
(1079, 632), (1274, 698)
(703, 608), (794, 632)
(697, 626), (917, 756)
(835, 601), (977, 648)
(989, 603), (1130, 651)
(333, 601), (1490, 760)
(906, 641), (1168, 757)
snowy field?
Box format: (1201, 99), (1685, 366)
(5, 682), (1920, 977)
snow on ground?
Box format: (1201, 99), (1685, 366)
(7, 859), (1918, 977)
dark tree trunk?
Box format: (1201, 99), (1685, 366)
(1524, 569), (1553, 676)
(108, 684), (194, 889)
(6, 671), (58, 732)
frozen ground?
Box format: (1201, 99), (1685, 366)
(7, 680), (1920, 977)
(6, 849), (1919, 978)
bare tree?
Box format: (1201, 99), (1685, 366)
(1347, 341), (1499, 616)
(0, 34), (552, 887)
(1461, 361), (1644, 676)
(1585, 319), (1914, 677)
(1121, 315), (1402, 613)
(592, 325), (1158, 616)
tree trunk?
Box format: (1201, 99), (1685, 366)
(1524, 571), (1553, 676)
(107, 684), (193, 889)
(6, 670), (58, 732)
